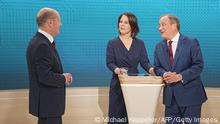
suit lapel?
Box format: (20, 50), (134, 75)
(161, 40), (171, 69)
(172, 34), (184, 69)
(48, 41), (63, 74)
(38, 32), (63, 72)
(53, 48), (63, 72)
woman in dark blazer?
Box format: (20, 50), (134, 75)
(106, 12), (155, 124)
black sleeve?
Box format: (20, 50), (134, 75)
(140, 41), (152, 72)
(106, 41), (118, 73)
(35, 44), (65, 87)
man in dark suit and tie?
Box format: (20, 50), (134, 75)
(26, 7), (73, 124)
(154, 14), (207, 124)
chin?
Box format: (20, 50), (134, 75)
(160, 34), (165, 38)
(161, 34), (167, 39)
(56, 31), (60, 35)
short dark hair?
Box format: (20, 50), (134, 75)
(118, 12), (139, 38)
(160, 14), (180, 30)
(36, 8), (58, 27)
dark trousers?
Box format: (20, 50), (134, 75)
(165, 97), (202, 124)
(38, 117), (62, 124)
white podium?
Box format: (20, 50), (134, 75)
(118, 75), (164, 124)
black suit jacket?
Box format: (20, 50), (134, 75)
(26, 32), (66, 117)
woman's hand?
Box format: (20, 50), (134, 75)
(148, 67), (156, 76)
(119, 67), (128, 75)
(114, 67), (121, 75)
(114, 67), (128, 75)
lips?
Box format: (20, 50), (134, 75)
(120, 27), (125, 30)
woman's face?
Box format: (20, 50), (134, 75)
(119, 15), (131, 36)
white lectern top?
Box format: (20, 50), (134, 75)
(118, 75), (163, 84)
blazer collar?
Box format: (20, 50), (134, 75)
(161, 39), (170, 68)
(36, 32), (52, 46)
(161, 33), (185, 69)
(172, 34), (185, 68)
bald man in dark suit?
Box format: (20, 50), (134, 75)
(26, 7), (73, 124)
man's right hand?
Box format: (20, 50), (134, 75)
(163, 72), (182, 84)
(63, 73), (73, 85)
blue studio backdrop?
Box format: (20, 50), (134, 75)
(0, 0), (220, 89)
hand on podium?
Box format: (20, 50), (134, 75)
(114, 67), (128, 75)
(148, 67), (156, 76)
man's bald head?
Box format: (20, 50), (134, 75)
(36, 7), (59, 27)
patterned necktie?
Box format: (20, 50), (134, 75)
(168, 41), (173, 65)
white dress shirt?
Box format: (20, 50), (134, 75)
(38, 29), (54, 44)
(167, 32), (180, 58)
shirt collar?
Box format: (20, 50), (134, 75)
(167, 32), (180, 44)
(38, 29), (54, 44)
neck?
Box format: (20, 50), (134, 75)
(120, 35), (133, 44)
(120, 34), (132, 40)
(39, 27), (54, 37)
(168, 31), (178, 40)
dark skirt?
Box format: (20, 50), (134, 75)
(108, 76), (128, 124)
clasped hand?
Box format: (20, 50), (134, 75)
(163, 72), (182, 84)
(63, 73), (73, 85)
(114, 67), (128, 75)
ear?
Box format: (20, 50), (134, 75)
(49, 19), (54, 24)
(172, 23), (178, 29)
(47, 19), (53, 28)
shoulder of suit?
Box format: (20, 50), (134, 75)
(181, 35), (198, 45)
(34, 33), (51, 45)
(133, 37), (144, 43)
(180, 34), (197, 41)
(109, 37), (119, 41)
(132, 37), (146, 47)
(108, 37), (120, 45)
(156, 39), (166, 46)
(29, 36), (50, 49)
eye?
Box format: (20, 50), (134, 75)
(159, 23), (166, 28)
(162, 23), (166, 27)
(124, 21), (129, 24)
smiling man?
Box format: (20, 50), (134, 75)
(154, 14), (207, 124)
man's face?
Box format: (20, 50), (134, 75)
(50, 13), (61, 37)
(158, 16), (176, 40)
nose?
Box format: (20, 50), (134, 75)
(159, 25), (162, 30)
(120, 23), (124, 26)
